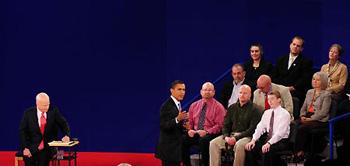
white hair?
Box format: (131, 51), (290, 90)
(36, 92), (50, 101)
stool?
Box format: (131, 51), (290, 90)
(15, 152), (23, 166)
(191, 145), (202, 166)
(221, 143), (234, 166)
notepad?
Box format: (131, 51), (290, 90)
(48, 141), (74, 146)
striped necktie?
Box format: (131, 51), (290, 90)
(197, 103), (207, 130)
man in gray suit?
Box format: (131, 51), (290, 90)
(253, 75), (294, 119)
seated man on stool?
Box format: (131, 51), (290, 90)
(182, 82), (226, 166)
(209, 85), (261, 166)
(245, 90), (291, 166)
(19, 92), (71, 166)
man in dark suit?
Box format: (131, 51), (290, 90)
(156, 80), (188, 166)
(19, 92), (70, 166)
(220, 63), (255, 109)
(272, 36), (313, 103)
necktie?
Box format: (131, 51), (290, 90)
(197, 103), (207, 130)
(264, 94), (270, 110)
(38, 112), (46, 150)
(267, 110), (274, 141)
(178, 103), (182, 111)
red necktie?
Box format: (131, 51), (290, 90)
(264, 94), (270, 110)
(38, 112), (46, 150)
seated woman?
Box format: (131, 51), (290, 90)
(294, 72), (332, 158)
(320, 43), (348, 100)
(243, 43), (273, 87)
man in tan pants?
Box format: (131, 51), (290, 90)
(209, 85), (262, 166)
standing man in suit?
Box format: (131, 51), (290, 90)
(156, 80), (188, 166)
(253, 75), (294, 119)
(272, 36), (313, 103)
(220, 63), (255, 109)
(19, 92), (70, 166)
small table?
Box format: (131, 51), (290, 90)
(48, 141), (80, 166)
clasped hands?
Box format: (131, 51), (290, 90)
(188, 130), (207, 137)
(300, 116), (312, 123)
(23, 135), (70, 158)
(224, 136), (236, 146)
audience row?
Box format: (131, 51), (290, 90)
(156, 35), (349, 166)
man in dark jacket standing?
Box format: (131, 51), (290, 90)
(156, 80), (188, 166)
(19, 92), (70, 166)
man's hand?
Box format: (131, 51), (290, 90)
(224, 136), (236, 146)
(176, 111), (188, 121)
(23, 148), (32, 158)
(262, 143), (271, 153)
(245, 140), (256, 151)
(197, 130), (207, 137)
(301, 117), (311, 124)
(62, 135), (70, 142)
(188, 130), (196, 137)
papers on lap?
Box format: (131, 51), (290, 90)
(48, 141), (79, 147)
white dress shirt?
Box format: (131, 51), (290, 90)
(288, 54), (298, 69)
(252, 105), (290, 145)
(228, 80), (243, 107)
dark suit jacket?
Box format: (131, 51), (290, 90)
(272, 54), (313, 100)
(155, 98), (184, 162)
(19, 106), (70, 155)
(219, 79), (255, 109)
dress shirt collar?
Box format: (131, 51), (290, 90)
(233, 78), (244, 86)
(170, 95), (181, 110)
(238, 100), (251, 108)
(289, 53), (298, 60)
(200, 98), (214, 104)
(270, 105), (282, 112)
(37, 108), (47, 118)
(37, 108), (47, 126)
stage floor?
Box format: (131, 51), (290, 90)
(0, 151), (161, 166)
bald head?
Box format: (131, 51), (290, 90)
(257, 75), (272, 93)
(36, 92), (50, 113)
(201, 82), (215, 99)
(238, 84), (251, 105)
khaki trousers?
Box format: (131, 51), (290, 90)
(209, 135), (251, 166)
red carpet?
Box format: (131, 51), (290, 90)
(0, 151), (161, 166)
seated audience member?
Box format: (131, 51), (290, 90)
(294, 72), (332, 159)
(320, 43), (348, 100)
(182, 82), (226, 166)
(253, 75), (294, 119)
(220, 63), (255, 109)
(243, 43), (273, 88)
(245, 90), (291, 166)
(210, 85), (261, 166)
(272, 36), (313, 103)
(19, 92), (71, 166)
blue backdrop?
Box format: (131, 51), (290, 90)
(1, 0), (350, 153)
